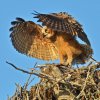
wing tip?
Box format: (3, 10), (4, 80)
(16, 17), (25, 22)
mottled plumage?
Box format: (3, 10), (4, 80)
(10, 12), (93, 65)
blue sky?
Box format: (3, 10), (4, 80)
(0, 0), (100, 99)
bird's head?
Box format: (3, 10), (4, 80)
(42, 26), (54, 38)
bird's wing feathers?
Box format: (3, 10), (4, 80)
(34, 12), (91, 46)
(10, 18), (58, 60)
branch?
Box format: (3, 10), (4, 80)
(23, 62), (37, 90)
(76, 61), (92, 99)
(6, 61), (55, 82)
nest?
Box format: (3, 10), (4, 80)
(8, 62), (100, 100)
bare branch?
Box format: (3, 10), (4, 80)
(6, 61), (55, 82)
(23, 62), (37, 90)
(76, 61), (92, 99)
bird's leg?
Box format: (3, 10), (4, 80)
(59, 53), (72, 67)
(65, 51), (73, 67)
(59, 53), (65, 65)
(65, 57), (73, 66)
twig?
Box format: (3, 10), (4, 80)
(24, 75), (34, 90)
(35, 64), (48, 68)
(91, 57), (100, 68)
(6, 61), (55, 82)
(7, 95), (10, 100)
(23, 62), (37, 90)
(91, 57), (97, 62)
(27, 78), (35, 86)
(76, 61), (92, 99)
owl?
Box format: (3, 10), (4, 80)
(10, 11), (93, 66)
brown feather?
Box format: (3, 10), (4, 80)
(10, 18), (58, 60)
(10, 12), (93, 65)
(34, 12), (91, 46)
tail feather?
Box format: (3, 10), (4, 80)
(73, 44), (93, 64)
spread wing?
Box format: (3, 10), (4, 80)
(10, 17), (58, 60)
(33, 12), (91, 46)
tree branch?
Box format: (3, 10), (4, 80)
(6, 61), (55, 82)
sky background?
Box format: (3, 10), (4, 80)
(0, 0), (100, 99)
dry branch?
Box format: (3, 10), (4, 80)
(7, 61), (100, 100)
(6, 61), (56, 82)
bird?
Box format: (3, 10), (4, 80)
(9, 11), (93, 66)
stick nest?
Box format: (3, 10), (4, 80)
(8, 63), (100, 100)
